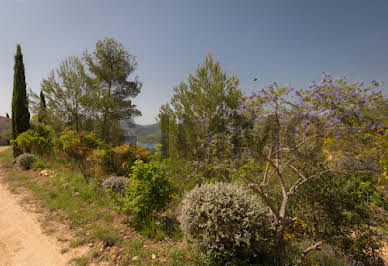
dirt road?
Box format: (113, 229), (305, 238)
(0, 146), (69, 266)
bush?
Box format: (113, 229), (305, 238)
(102, 176), (128, 195)
(113, 160), (176, 226)
(87, 149), (106, 180)
(31, 157), (47, 169)
(16, 153), (37, 170)
(55, 131), (102, 181)
(178, 182), (270, 263)
(103, 144), (152, 176)
(12, 125), (52, 155)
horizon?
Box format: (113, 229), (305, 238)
(1, 0), (388, 125)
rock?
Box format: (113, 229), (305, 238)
(88, 243), (94, 247)
(39, 170), (50, 177)
(132, 256), (139, 261)
(151, 254), (157, 260)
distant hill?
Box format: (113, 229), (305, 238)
(133, 123), (161, 144)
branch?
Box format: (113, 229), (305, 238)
(246, 178), (279, 222)
(297, 242), (322, 265)
(273, 134), (321, 155)
(261, 146), (273, 186)
(288, 168), (331, 196)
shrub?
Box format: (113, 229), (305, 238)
(103, 144), (152, 176)
(55, 131), (102, 181)
(114, 160), (176, 226)
(178, 182), (270, 263)
(31, 157), (47, 169)
(102, 176), (128, 195)
(12, 125), (52, 155)
(16, 153), (37, 170)
(87, 149), (106, 179)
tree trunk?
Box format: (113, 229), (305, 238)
(275, 226), (288, 266)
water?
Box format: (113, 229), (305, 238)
(138, 143), (156, 149)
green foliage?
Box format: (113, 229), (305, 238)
(179, 182), (270, 264)
(12, 125), (52, 155)
(113, 160), (176, 226)
(16, 153), (37, 170)
(102, 144), (152, 176)
(290, 173), (384, 265)
(38, 90), (47, 123)
(190, 74), (387, 265)
(12, 44), (30, 157)
(83, 37), (142, 144)
(31, 56), (97, 133)
(93, 224), (121, 246)
(158, 53), (242, 158)
(31, 157), (47, 169)
(55, 130), (102, 181)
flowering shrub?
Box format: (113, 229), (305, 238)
(103, 144), (152, 176)
(189, 74), (386, 264)
(113, 160), (176, 226)
(16, 153), (37, 170)
(12, 125), (52, 155)
(55, 130), (102, 181)
(178, 182), (270, 263)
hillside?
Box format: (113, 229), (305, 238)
(133, 123), (161, 144)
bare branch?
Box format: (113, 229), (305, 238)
(297, 242), (322, 265)
(273, 134), (321, 155)
(246, 178), (279, 222)
(288, 169), (332, 196)
(261, 146), (273, 186)
(288, 163), (307, 180)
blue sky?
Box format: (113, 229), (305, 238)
(0, 0), (387, 124)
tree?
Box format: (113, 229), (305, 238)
(38, 90), (47, 123)
(158, 53), (242, 158)
(193, 75), (385, 265)
(11, 44), (30, 157)
(83, 37), (141, 144)
(31, 56), (96, 132)
(5, 113), (9, 118)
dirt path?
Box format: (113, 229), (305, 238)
(0, 146), (69, 266)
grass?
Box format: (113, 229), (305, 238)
(0, 147), (203, 265)
(93, 224), (121, 246)
(0, 147), (366, 265)
(60, 248), (69, 254)
(73, 256), (89, 266)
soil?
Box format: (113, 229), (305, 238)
(0, 146), (74, 265)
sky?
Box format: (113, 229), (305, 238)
(0, 0), (387, 125)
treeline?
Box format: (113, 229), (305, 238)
(28, 38), (141, 145)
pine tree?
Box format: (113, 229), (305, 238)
(158, 53), (242, 158)
(5, 113), (9, 119)
(83, 38), (141, 144)
(11, 44), (30, 156)
(38, 90), (47, 123)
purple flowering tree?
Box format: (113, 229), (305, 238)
(192, 74), (386, 265)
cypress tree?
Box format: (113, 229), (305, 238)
(11, 44), (30, 156)
(38, 90), (46, 122)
